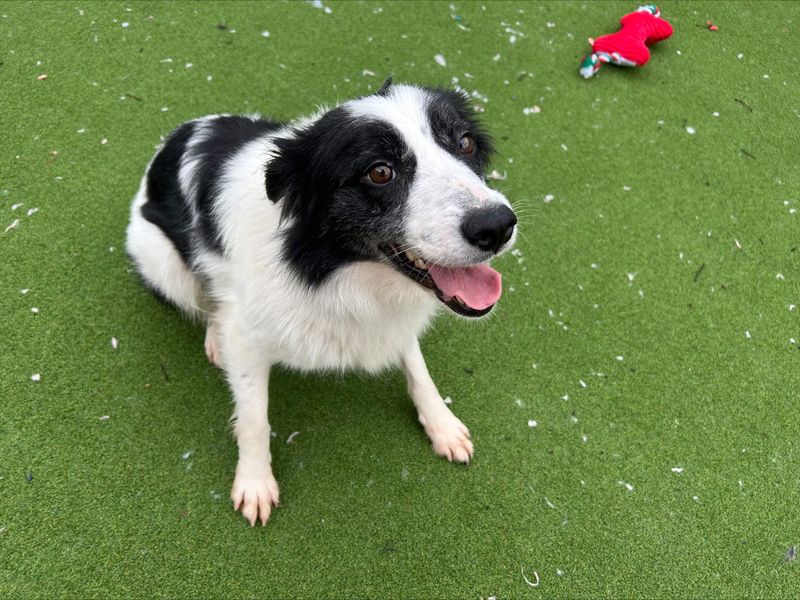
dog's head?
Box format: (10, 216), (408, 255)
(265, 80), (517, 317)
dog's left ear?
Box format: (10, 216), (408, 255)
(376, 76), (393, 96)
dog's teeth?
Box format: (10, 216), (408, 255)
(414, 258), (427, 270)
(404, 249), (419, 262)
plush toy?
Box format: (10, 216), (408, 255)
(579, 5), (673, 79)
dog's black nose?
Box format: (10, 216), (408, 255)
(461, 205), (517, 253)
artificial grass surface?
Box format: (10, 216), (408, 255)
(1, 0), (799, 597)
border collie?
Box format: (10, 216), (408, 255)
(125, 79), (517, 526)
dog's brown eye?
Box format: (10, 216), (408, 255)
(458, 134), (476, 156)
(367, 163), (394, 185)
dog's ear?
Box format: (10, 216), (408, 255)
(265, 134), (318, 225)
(376, 76), (393, 96)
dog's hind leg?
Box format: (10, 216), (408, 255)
(401, 339), (474, 464)
(125, 183), (203, 319)
(204, 320), (222, 367)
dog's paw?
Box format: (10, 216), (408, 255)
(422, 411), (473, 464)
(231, 469), (280, 526)
(204, 324), (222, 368)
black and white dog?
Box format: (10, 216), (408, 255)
(125, 80), (517, 526)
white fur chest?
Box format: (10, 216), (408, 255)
(242, 262), (441, 374)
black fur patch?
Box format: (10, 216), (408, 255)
(191, 116), (282, 252)
(141, 122), (196, 263)
(266, 108), (416, 286)
(425, 89), (494, 175)
(141, 116), (282, 264)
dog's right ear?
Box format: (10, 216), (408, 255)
(265, 134), (316, 224)
(376, 76), (393, 96)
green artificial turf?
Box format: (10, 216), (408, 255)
(2, 1), (799, 597)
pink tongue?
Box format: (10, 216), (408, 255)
(427, 264), (502, 310)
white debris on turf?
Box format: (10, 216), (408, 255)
(527, 419), (538, 428)
(615, 355), (624, 361)
(31, 373), (41, 382)
(30, 307), (39, 314)
(20, 289), (30, 294)
(685, 124), (696, 135)
(434, 54), (447, 67)
(100, 138), (108, 145)
(579, 380), (587, 388)
(776, 273), (785, 281)
(362, 69), (375, 77)
(521, 567), (540, 587)
(182, 451), (192, 460)
(4, 219), (20, 233)
(443, 396), (453, 405)
(522, 105), (541, 115)
(561, 394), (569, 401)
(27, 208), (38, 216)
(487, 170), (507, 180)
(744, 330), (751, 339)
(111, 337), (119, 349)
(99, 415), (110, 421)
(11, 203), (23, 210)
(692, 495), (700, 502)
(261, 30), (270, 38)
(556, 569), (564, 577)
(544, 497), (556, 509)
(286, 431), (300, 444)
(618, 481), (634, 492)
(543, 193), (554, 203)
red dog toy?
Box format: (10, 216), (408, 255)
(579, 5), (673, 79)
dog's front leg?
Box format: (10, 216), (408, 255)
(221, 320), (279, 526)
(401, 339), (474, 463)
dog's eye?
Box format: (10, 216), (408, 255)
(367, 163), (394, 185)
(458, 134), (476, 156)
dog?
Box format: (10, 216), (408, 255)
(125, 79), (517, 526)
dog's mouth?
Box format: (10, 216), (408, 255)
(383, 245), (502, 317)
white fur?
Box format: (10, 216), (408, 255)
(348, 86), (517, 266)
(126, 85), (513, 526)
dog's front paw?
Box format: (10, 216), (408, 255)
(231, 468), (280, 526)
(422, 411), (474, 464)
